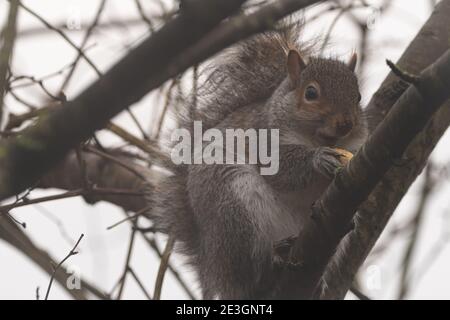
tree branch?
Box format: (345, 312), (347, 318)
(319, 0), (450, 299)
(277, 45), (450, 299)
(0, 0), (249, 200)
(0, 0), (324, 201)
(397, 164), (434, 299)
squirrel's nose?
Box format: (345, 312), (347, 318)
(335, 120), (353, 137)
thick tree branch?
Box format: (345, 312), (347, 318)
(277, 46), (450, 299)
(366, 0), (450, 132)
(0, 0), (324, 201)
(38, 151), (159, 213)
(319, 0), (450, 299)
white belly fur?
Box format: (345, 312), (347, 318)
(274, 175), (331, 241)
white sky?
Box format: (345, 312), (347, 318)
(0, 0), (449, 300)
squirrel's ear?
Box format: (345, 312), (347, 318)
(287, 49), (306, 87)
(348, 52), (357, 72)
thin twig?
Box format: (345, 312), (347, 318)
(108, 122), (170, 165)
(59, 0), (107, 93)
(397, 164), (434, 299)
(34, 204), (77, 246)
(116, 228), (137, 299)
(84, 145), (148, 181)
(0, 0), (20, 125)
(128, 267), (152, 300)
(0, 187), (145, 212)
(154, 79), (177, 140)
(7, 89), (39, 110)
(153, 235), (175, 300)
(0, 215), (108, 299)
(134, 0), (155, 32)
(106, 205), (152, 230)
(136, 227), (196, 300)
(126, 207), (197, 300)
(45, 233), (84, 300)
(319, 7), (347, 54)
(350, 285), (371, 300)
(125, 107), (150, 140)
(5, 106), (161, 165)
(9, 61), (78, 89)
(14, 1), (101, 75)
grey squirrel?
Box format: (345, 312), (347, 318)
(146, 22), (368, 299)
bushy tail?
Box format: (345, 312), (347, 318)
(145, 174), (200, 263)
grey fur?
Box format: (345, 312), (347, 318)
(146, 22), (368, 299)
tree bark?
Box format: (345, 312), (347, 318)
(319, 0), (450, 299)
(38, 151), (155, 213)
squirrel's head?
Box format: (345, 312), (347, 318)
(286, 49), (362, 146)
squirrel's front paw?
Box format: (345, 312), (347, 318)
(313, 147), (353, 179)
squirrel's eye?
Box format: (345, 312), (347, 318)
(305, 86), (319, 101)
(357, 93), (362, 102)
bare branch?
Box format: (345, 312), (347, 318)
(116, 228), (137, 300)
(14, 0), (101, 76)
(136, 226), (197, 300)
(277, 46), (450, 299)
(38, 151), (156, 213)
(153, 235), (175, 300)
(58, 0), (107, 93)
(45, 233), (84, 300)
(320, 0), (450, 299)
(397, 164), (434, 299)
(0, 0), (19, 125)
(128, 267), (152, 300)
(0, 0), (253, 200)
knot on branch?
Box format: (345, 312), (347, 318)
(386, 59), (420, 85)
